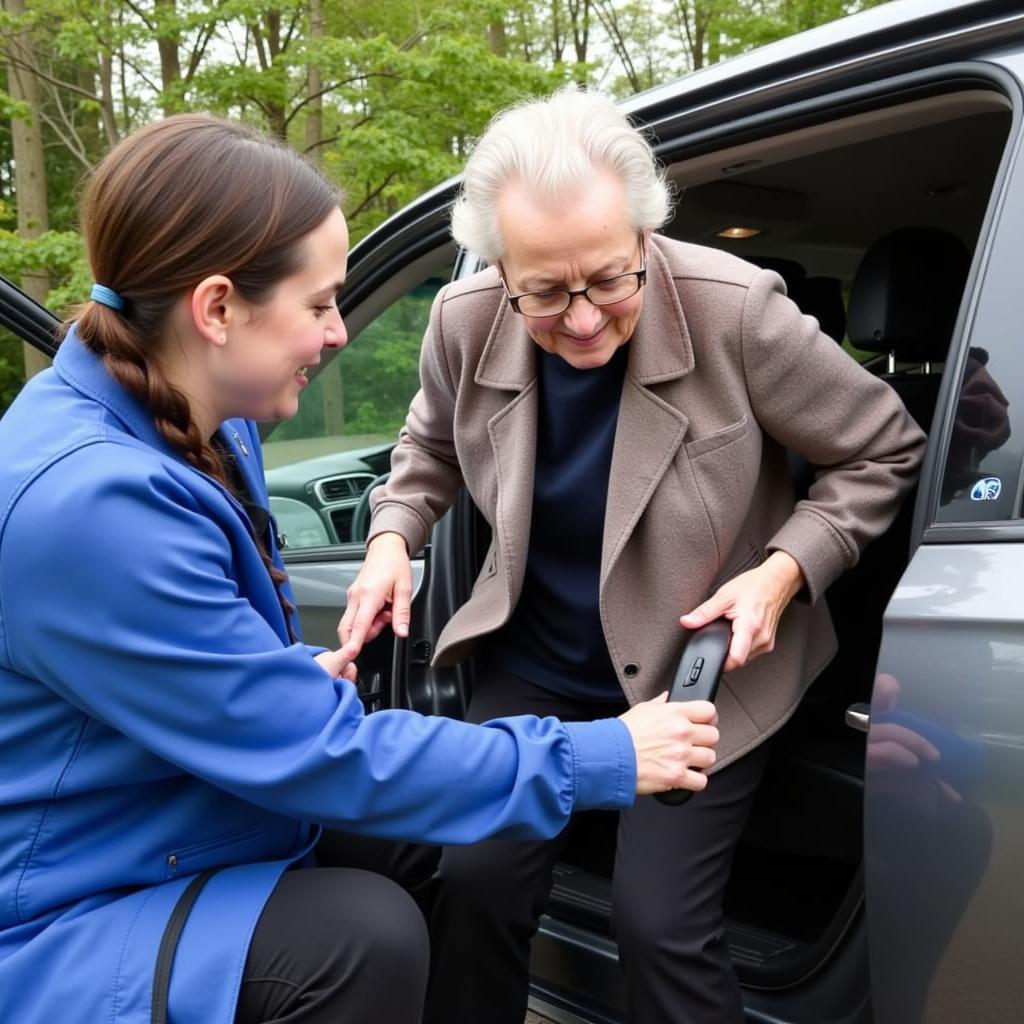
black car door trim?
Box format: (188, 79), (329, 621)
(0, 278), (60, 357)
(649, 63), (1018, 167)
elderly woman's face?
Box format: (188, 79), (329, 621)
(497, 171), (645, 370)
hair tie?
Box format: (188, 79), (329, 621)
(90, 283), (125, 311)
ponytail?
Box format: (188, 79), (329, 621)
(75, 299), (297, 629)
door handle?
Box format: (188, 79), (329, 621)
(846, 702), (870, 733)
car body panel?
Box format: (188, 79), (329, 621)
(867, 543), (1024, 1023)
(861, 43), (1024, 1024)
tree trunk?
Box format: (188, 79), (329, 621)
(488, 18), (507, 57)
(321, 358), (345, 437)
(569, 0), (590, 65)
(98, 48), (119, 144)
(549, 0), (565, 64)
(305, 0), (323, 154)
(693, 20), (706, 70)
(77, 63), (103, 165)
(303, 0), (343, 432)
(264, 12), (287, 138)
(2, 0), (52, 379)
(155, 0), (182, 115)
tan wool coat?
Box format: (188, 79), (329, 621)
(369, 235), (927, 769)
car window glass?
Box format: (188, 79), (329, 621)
(262, 270), (451, 551)
(936, 345), (1018, 521)
(934, 144), (1024, 525)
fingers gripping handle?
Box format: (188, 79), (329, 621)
(655, 619), (732, 807)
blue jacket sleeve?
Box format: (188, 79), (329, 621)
(1, 449), (635, 844)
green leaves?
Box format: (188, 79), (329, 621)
(0, 0), (894, 413)
(0, 229), (88, 312)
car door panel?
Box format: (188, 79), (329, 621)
(866, 543), (1024, 1024)
(866, 50), (1024, 1023)
(285, 556), (425, 651)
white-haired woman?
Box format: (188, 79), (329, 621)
(341, 87), (925, 1023)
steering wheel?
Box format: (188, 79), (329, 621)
(350, 472), (390, 543)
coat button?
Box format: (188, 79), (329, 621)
(623, 663), (639, 678)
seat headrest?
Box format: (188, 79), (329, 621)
(790, 276), (846, 343)
(751, 256), (806, 293)
(847, 227), (970, 363)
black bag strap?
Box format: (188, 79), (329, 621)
(151, 868), (219, 1024)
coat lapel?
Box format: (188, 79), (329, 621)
(602, 379), (689, 588)
(602, 236), (695, 587)
(475, 281), (539, 611)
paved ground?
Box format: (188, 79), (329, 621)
(525, 1013), (553, 1023)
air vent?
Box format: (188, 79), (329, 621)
(315, 473), (375, 505)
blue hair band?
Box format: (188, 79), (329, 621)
(90, 284), (125, 311)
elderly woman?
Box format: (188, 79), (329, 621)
(341, 88), (925, 1023)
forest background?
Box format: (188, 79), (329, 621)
(0, 0), (891, 422)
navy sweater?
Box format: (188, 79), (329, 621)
(489, 344), (628, 701)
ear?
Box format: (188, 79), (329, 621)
(189, 275), (237, 348)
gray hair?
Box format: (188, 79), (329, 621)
(450, 86), (674, 263)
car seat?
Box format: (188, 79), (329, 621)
(790, 276), (847, 344)
(847, 225), (971, 430)
(786, 226), (971, 768)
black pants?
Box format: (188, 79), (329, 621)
(422, 670), (771, 1024)
(235, 670), (768, 1024)
(234, 839), (435, 1024)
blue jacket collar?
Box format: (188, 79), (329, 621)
(55, 324), (183, 459)
(54, 325), (261, 497)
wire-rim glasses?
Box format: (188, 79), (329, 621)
(500, 234), (646, 318)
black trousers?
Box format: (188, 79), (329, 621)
(422, 670), (771, 1024)
(234, 841), (435, 1023)
(234, 669), (768, 1024)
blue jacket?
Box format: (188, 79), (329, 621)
(0, 328), (635, 1023)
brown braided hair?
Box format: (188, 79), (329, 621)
(65, 114), (340, 630)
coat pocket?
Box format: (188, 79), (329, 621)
(684, 415), (750, 459)
(707, 538), (763, 595)
(164, 823), (264, 879)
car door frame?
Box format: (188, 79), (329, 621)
(863, 44), (1024, 1024)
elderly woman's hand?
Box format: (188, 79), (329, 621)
(679, 551), (805, 672)
(338, 532), (413, 659)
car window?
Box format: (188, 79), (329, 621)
(933, 150), (1024, 526)
(660, 88), (1013, 534)
(263, 266), (453, 552)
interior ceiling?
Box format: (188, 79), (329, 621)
(666, 109), (1010, 284)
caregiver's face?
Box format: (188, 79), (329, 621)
(496, 171), (646, 371)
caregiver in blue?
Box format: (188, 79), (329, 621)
(0, 114), (720, 1024)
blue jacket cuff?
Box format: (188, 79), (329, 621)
(563, 718), (636, 811)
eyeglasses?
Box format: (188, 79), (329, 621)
(500, 234), (647, 318)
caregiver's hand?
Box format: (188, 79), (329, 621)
(680, 551), (805, 673)
(338, 532), (413, 658)
(620, 693), (720, 795)
(315, 642), (360, 683)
